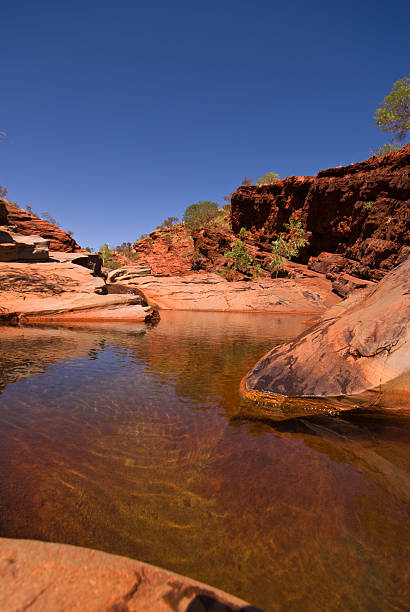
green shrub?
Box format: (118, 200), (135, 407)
(371, 143), (400, 157)
(224, 227), (254, 273)
(99, 243), (112, 266)
(0, 185), (8, 198)
(183, 201), (220, 230)
(256, 171), (279, 185)
(270, 219), (309, 276)
(363, 201), (373, 211)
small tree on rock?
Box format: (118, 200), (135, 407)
(163, 216), (179, 228)
(256, 171), (279, 185)
(270, 219), (309, 276)
(374, 76), (410, 143)
(183, 201), (219, 230)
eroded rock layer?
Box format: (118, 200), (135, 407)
(2, 199), (82, 252)
(231, 144), (410, 280)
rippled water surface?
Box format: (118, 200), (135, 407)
(0, 312), (409, 611)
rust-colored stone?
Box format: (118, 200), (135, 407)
(231, 144), (410, 279)
(3, 200), (82, 252)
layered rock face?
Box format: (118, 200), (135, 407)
(243, 258), (410, 400)
(2, 199), (82, 252)
(231, 144), (410, 280)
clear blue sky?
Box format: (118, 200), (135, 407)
(1, 0), (408, 249)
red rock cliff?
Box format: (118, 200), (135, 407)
(231, 144), (410, 278)
(2, 200), (82, 252)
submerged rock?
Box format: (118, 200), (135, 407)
(243, 258), (410, 400)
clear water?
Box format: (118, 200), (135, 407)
(0, 312), (409, 611)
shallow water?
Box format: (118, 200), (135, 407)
(0, 312), (409, 611)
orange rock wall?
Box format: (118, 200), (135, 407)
(231, 144), (410, 275)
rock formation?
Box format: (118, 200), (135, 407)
(132, 271), (340, 313)
(2, 199), (82, 252)
(243, 258), (410, 401)
(0, 206), (158, 324)
(231, 144), (410, 281)
(0, 226), (49, 261)
(0, 538), (260, 611)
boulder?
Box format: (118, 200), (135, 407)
(107, 264), (152, 284)
(0, 538), (260, 611)
(243, 258), (410, 400)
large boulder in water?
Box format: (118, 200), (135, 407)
(243, 258), (410, 399)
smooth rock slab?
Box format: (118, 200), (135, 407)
(0, 539), (261, 612)
(134, 272), (340, 313)
(244, 258), (410, 399)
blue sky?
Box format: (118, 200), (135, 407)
(1, 0), (408, 249)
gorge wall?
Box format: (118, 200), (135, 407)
(231, 144), (410, 280)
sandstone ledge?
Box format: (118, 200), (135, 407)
(0, 259), (157, 324)
(0, 538), (261, 612)
(131, 272), (340, 314)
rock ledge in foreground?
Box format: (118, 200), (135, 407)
(0, 538), (262, 612)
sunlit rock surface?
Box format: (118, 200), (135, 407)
(244, 258), (410, 399)
(0, 259), (155, 323)
(133, 272), (340, 313)
(0, 539), (261, 611)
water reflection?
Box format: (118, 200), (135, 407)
(0, 312), (409, 612)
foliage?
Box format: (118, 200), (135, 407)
(241, 176), (253, 185)
(270, 219), (309, 276)
(374, 76), (410, 142)
(183, 201), (219, 230)
(163, 216), (179, 228)
(99, 243), (111, 265)
(363, 201), (373, 211)
(371, 143), (400, 157)
(223, 227), (259, 274)
(115, 241), (133, 253)
(256, 171), (279, 185)
(0, 185), (8, 198)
